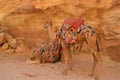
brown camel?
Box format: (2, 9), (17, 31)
(44, 21), (102, 80)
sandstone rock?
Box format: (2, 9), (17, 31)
(0, 0), (119, 61)
(15, 46), (24, 53)
(8, 39), (17, 49)
(6, 49), (15, 54)
(0, 33), (6, 45)
(107, 43), (120, 62)
(1, 43), (9, 50)
(33, 0), (65, 10)
(98, 0), (117, 9)
(5, 33), (17, 49)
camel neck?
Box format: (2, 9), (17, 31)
(47, 27), (56, 41)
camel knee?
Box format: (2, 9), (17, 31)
(97, 55), (102, 65)
(95, 57), (102, 66)
(91, 49), (102, 63)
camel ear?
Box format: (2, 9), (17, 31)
(87, 26), (92, 29)
(44, 22), (48, 29)
(44, 21), (53, 29)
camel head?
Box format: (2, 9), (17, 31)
(43, 21), (56, 41)
(44, 21), (52, 30)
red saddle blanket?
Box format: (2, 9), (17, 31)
(64, 17), (84, 30)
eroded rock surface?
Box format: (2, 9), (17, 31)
(0, 0), (120, 61)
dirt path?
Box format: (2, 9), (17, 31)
(0, 53), (120, 80)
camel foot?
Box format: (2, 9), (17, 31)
(88, 72), (93, 77)
(26, 59), (40, 64)
(94, 76), (99, 80)
(68, 67), (72, 71)
(62, 71), (67, 75)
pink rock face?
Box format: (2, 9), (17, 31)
(0, 0), (120, 61)
(0, 33), (6, 45)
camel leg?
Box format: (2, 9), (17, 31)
(90, 49), (102, 80)
(60, 40), (72, 75)
(61, 53), (65, 63)
(89, 52), (97, 77)
(75, 43), (83, 54)
(85, 32), (102, 80)
(62, 48), (72, 75)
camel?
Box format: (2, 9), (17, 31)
(44, 21), (102, 80)
(30, 39), (62, 63)
(44, 21), (56, 41)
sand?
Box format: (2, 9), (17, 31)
(0, 53), (120, 80)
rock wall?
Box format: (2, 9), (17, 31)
(0, 0), (120, 61)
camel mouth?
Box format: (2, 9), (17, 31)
(44, 25), (49, 29)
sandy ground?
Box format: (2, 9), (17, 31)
(0, 53), (120, 80)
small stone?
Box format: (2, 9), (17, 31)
(0, 33), (6, 45)
(6, 49), (15, 54)
(8, 39), (17, 49)
(1, 43), (9, 50)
